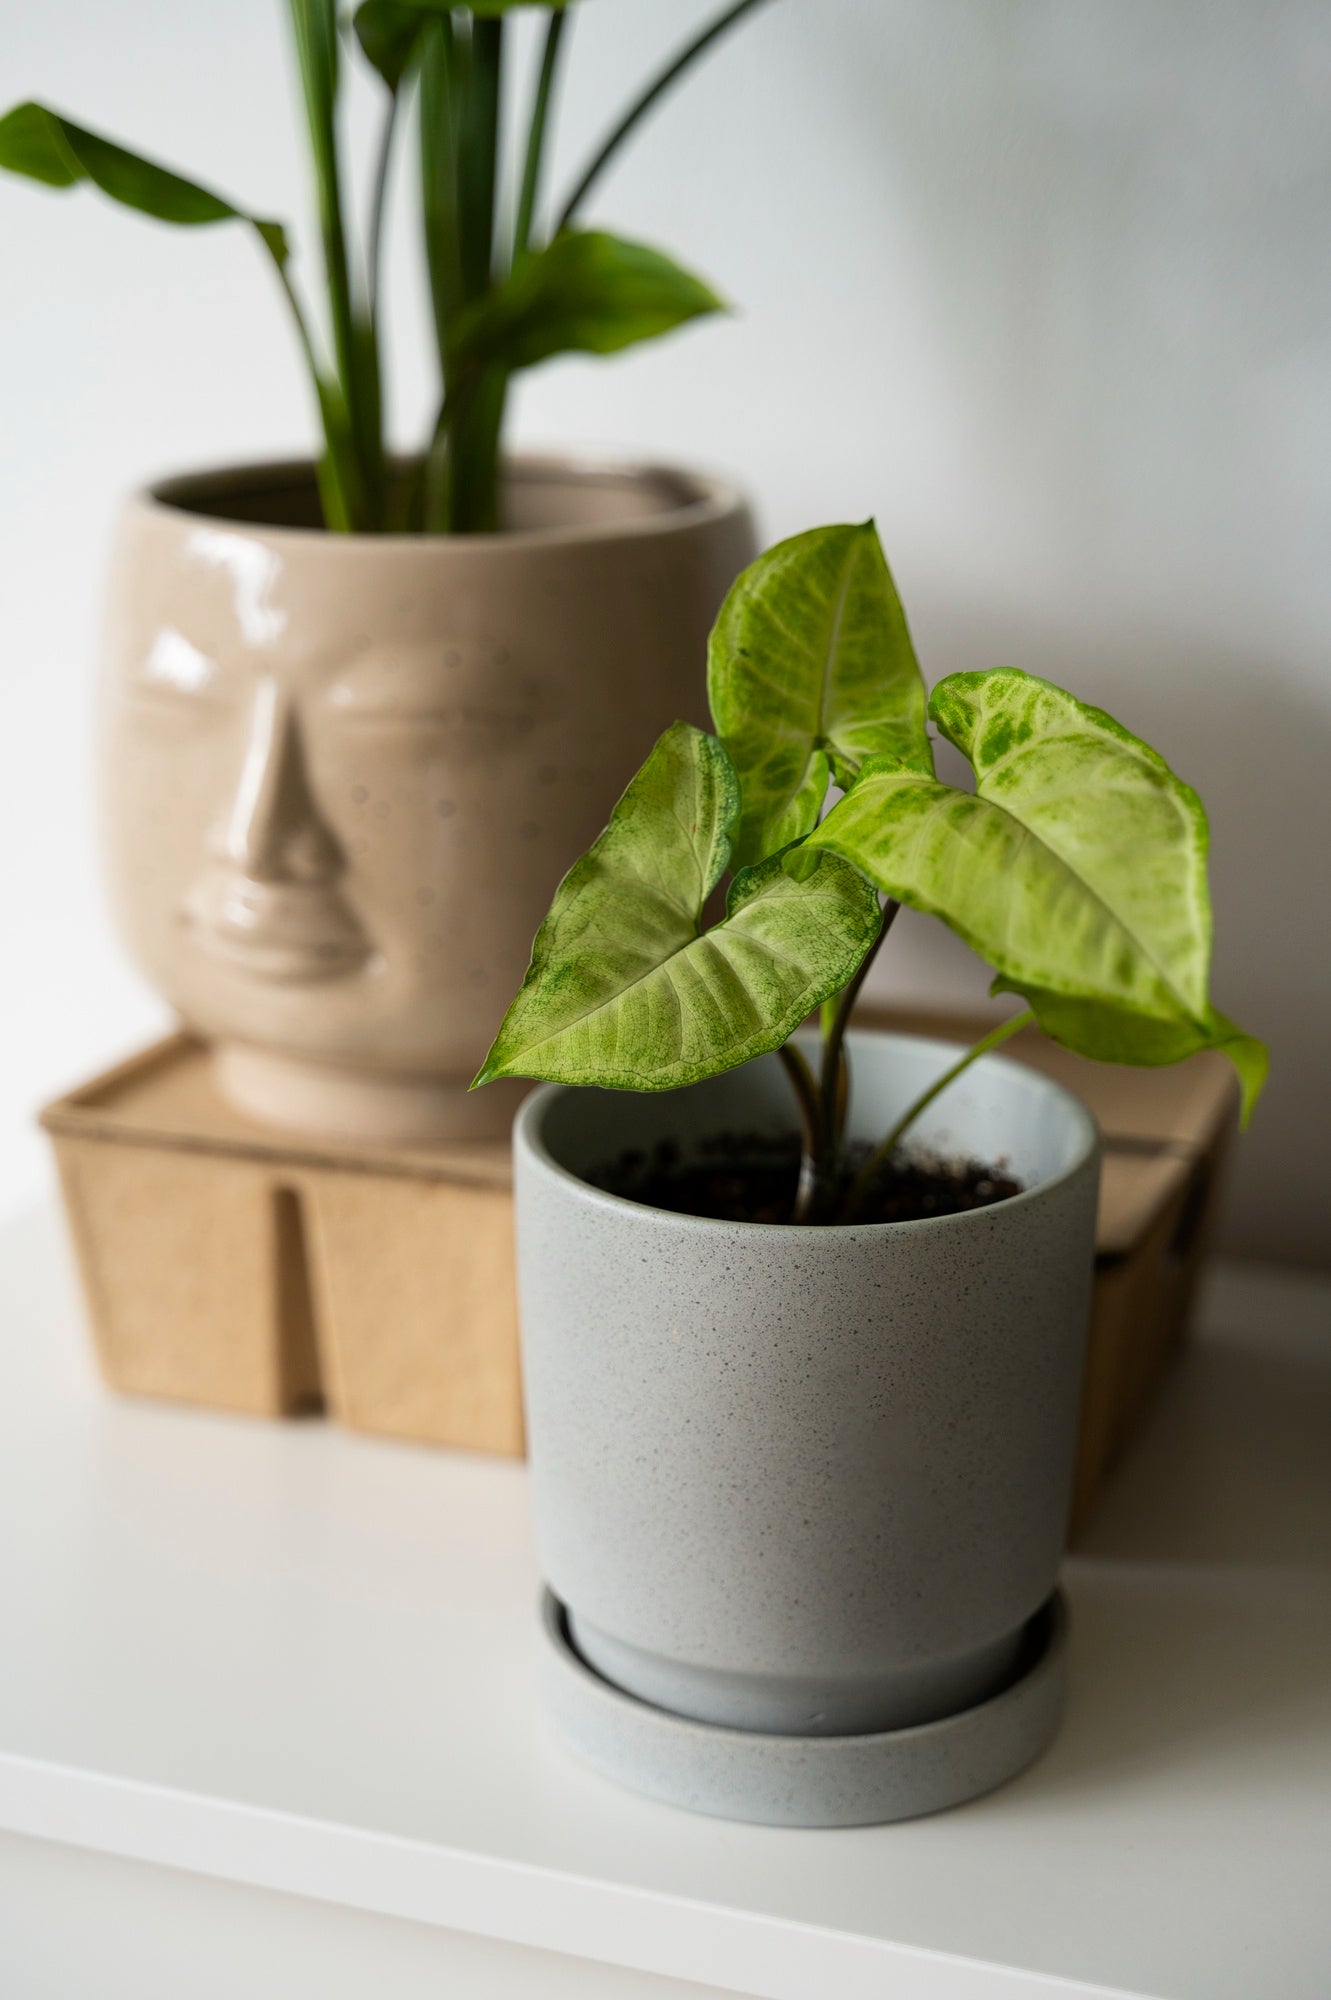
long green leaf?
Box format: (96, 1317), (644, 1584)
(455, 14), (503, 303)
(287, 0), (385, 529)
(0, 101), (372, 528)
(708, 522), (932, 872)
(419, 17), (461, 342)
(0, 101), (289, 260)
(451, 228), (723, 376)
(514, 7), (569, 254)
(474, 721), (882, 1090)
(808, 667), (1267, 1118)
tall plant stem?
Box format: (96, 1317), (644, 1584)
(420, 17), (461, 361)
(844, 1009), (1036, 1220)
(367, 88), (402, 331)
(514, 8), (568, 256)
(287, 0), (381, 528)
(422, 13), (505, 533)
(778, 1042), (823, 1225)
(457, 15), (503, 300)
(818, 899), (898, 1152)
(554, 0), (774, 232)
(268, 250), (352, 531)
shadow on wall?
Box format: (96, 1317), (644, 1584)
(821, 0), (1331, 1268)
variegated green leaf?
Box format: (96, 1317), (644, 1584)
(707, 521), (932, 872)
(474, 721), (882, 1091)
(808, 667), (1266, 1118)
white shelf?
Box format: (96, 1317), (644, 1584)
(1, 1203), (1328, 1999)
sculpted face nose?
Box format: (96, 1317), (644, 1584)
(188, 676), (370, 985)
(219, 679), (341, 884)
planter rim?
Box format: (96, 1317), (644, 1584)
(130, 450), (748, 553)
(514, 1028), (1101, 1241)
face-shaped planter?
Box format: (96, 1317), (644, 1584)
(100, 456), (754, 1141)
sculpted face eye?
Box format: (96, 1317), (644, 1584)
(322, 652), (545, 747)
(121, 628), (235, 709)
(323, 655), (457, 724)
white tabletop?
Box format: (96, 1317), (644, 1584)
(0, 1203), (1328, 2000)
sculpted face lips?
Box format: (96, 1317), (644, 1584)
(183, 875), (372, 984)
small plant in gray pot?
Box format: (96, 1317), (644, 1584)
(475, 523), (1266, 1827)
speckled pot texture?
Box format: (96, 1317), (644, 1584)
(513, 1030), (1100, 1748)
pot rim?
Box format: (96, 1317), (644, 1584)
(130, 450), (748, 552)
(513, 1027), (1101, 1240)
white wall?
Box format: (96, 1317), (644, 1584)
(2, 0), (1327, 1263)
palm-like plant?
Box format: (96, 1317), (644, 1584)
(0, 0), (770, 533)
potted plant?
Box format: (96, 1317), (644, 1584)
(0, 0), (765, 1140)
(475, 521), (1266, 1826)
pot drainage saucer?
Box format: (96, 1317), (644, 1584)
(539, 1588), (1068, 1828)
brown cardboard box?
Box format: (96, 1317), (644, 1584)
(42, 1018), (1238, 1530)
(41, 1037), (523, 1456)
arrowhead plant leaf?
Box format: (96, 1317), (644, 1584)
(807, 667), (1267, 1119)
(475, 722), (883, 1092)
(707, 522), (932, 872)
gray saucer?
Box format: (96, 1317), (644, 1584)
(539, 1589), (1069, 1828)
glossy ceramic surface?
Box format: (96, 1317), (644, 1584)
(100, 456), (755, 1140)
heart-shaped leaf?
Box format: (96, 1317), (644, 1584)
(808, 667), (1266, 1118)
(351, 2), (429, 92)
(449, 228), (723, 376)
(475, 721), (883, 1091)
(707, 522), (932, 872)
(0, 102), (289, 264)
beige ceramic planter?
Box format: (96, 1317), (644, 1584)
(100, 455), (754, 1142)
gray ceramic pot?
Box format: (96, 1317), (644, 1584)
(514, 1030), (1099, 1739)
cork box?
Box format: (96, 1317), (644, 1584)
(41, 1036), (523, 1456)
(42, 1017), (1238, 1530)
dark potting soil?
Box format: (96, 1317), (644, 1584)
(592, 1131), (1023, 1226)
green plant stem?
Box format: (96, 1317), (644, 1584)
(267, 249), (353, 531)
(431, 367), (506, 533)
(456, 15), (503, 299)
(778, 1041), (824, 1225)
(514, 8), (568, 256)
(287, 0), (382, 529)
(367, 87), (402, 332)
(844, 1009), (1036, 1220)
(554, 0), (774, 232)
(420, 16), (461, 358)
(818, 898), (898, 1154)
(418, 13), (506, 534)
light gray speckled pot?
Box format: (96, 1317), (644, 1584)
(513, 1030), (1100, 1743)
